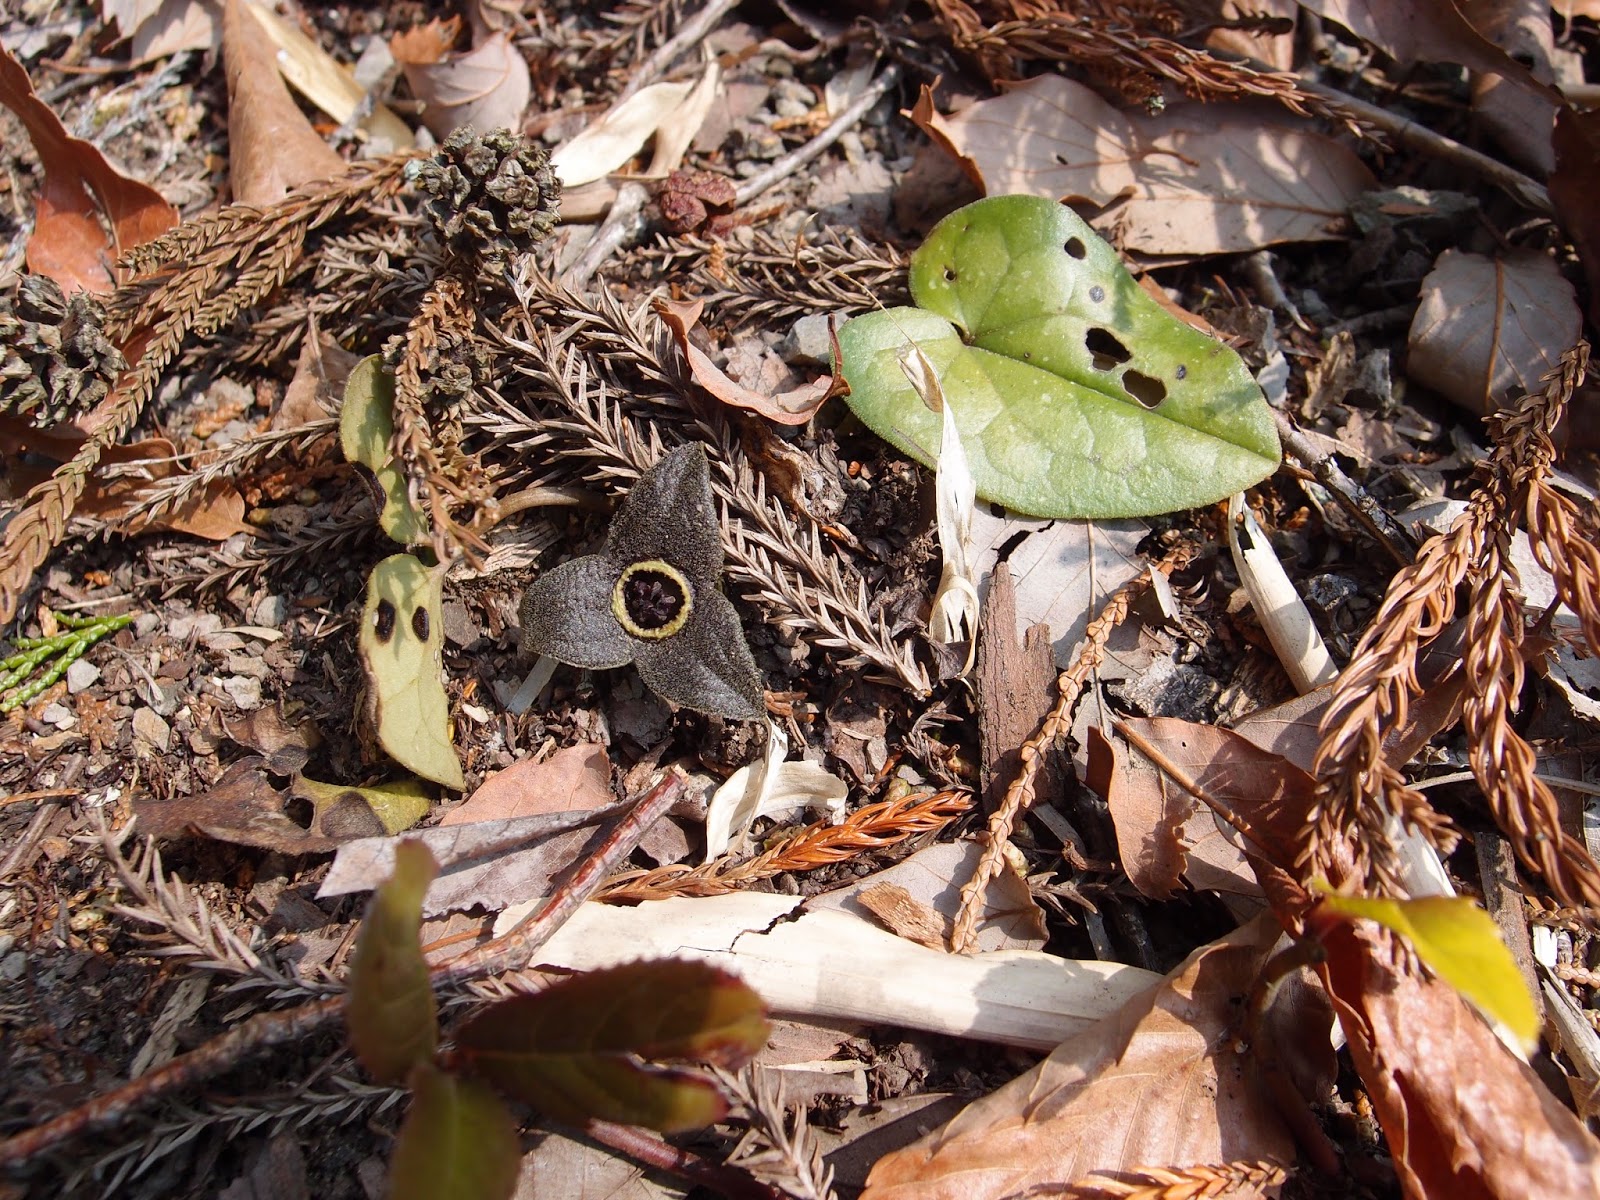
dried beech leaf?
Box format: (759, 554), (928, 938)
(442, 741), (612, 826)
(549, 77), (697, 187)
(132, 758), (400, 852)
(1551, 106), (1600, 332)
(358, 554), (465, 791)
(455, 959), (768, 1132)
(347, 840), (438, 1083)
(1318, 919), (1600, 1199)
(838, 195), (1280, 518)
(913, 77), (1374, 255)
(389, 1063), (521, 1200)
(105, 0), (220, 60)
(221, 0), (344, 207)
(0, 43), (178, 293)
(860, 917), (1298, 1200)
(1300, 0), (1562, 100)
(1407, 249), (1582, 417)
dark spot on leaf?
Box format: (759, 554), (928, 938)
(1023, 351), (1031, 359)
(943, 267), (957, 282)
(1089, 284), (1105, 303)
(1085, 327), (1132, 371)
(411, 606), (430, 642)
(1123, 370), (1167, 407)
(374, 599), (396, 643)
(1064, 237), (1086, 259)
(1053, 153), (1070, 165)
(1176, 364), (1187, 380)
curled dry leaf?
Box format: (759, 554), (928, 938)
(1407, 249), (1582, 417)
(392, 21), (530, 141)
(860, 916), (1299, 1200)
(549, 60), (720, 187)
(222, 0), (344, 207)
(912, 77), (1373, 255)
(654, 298), (834, 426)
(0, 44), (178, 294)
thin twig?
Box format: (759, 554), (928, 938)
(734, 63), (901, 206)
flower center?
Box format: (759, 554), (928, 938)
(612, 560), (693, 639)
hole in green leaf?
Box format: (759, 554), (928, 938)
(1064, 237), (1086, 259)
(1124, 370), (1167, 407)
(1085, 327), (1132, 370)
(411, 606), (430, 642)
(943, 267), (957, 282)
(375, 599), (397, 643)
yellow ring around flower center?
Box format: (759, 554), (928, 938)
(612, 559), (694, 639)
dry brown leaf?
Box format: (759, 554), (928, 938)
(441, 742), (612, 826)
(274, 328), (361, 431)
(104, 0), (220, 59)
(1089, 726), (1258, 899)
(222, 0), (344, 207)
(654, 297), (834, 425)
(860, 916), (1298, 1200)
(318, 806), (627, 915)
(1301, 0), (1561, 101)
(1319, 917), (1600, 1199)
(395, 26), (530, 141)
(855, 883), (949, 950)
(134, 758), (386, 853)
(0, 44), (178, 294)
(1551, 106), (1600, 333)
(1407, 249), (1582, 417)
(913, 77), (1374, 255)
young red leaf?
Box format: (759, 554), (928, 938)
(347, 840), (439, 1083)
(389, 1063), (522, 1200)
(455, 959), (768, 1133)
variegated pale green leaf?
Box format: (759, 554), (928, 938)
(837, 195), (1281, 518)
(341, 354), (429, 545)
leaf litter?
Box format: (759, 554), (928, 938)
(3, 2), (1600, 1199)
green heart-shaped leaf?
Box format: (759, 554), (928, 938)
(836, 195), (1281, 518)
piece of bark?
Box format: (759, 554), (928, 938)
(975, 562), (1068, 814)
(1476, 828), (1542, 1018)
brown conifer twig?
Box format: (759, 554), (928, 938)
(951, 543), (1194, 953)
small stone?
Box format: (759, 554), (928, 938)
(251, 593), (289, 627)
(0, 952), (25, 982)
(224, 675), (263, 709)
(134, 612), (162, 638)
(169, 611), (223, 641)
(66, 658), (101, 693)
(224, 651), (271, 679)
(40, 702), (75, 728)
(133, 707), (172, 753)
(784, 313), (834, 364)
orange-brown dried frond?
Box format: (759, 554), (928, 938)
(595, 790), (973, 903)
(1064, 1158), (1290, 1199)
(1528, 479), (1600, 655)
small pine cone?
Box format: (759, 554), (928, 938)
(410, 126), (561, 278)
(0, 275), (127, 428)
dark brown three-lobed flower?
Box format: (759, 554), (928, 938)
(519, 443), (765, 721)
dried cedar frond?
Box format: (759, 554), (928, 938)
(1314, 341), (1600, 905)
